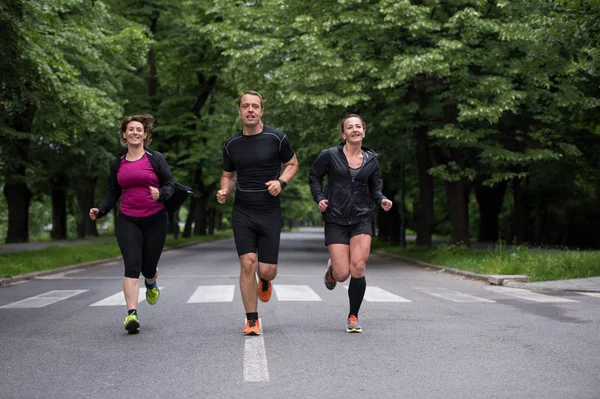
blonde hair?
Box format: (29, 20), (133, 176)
(120, 114), (154, 147)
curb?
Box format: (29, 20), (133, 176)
(0, 239), (224, 288)
(371, 250), (530, 286)
(503, 280), (600, 293)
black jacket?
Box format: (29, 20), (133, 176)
(309, 143), (387, 225)
(96, 148), (174, 218)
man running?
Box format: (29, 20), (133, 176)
(216, 90), (298, 336)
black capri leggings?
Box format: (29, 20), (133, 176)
(116, 209), (167, 279)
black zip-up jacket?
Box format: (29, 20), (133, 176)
(309, 143), (387, 225)
(96, 148), (174, 219)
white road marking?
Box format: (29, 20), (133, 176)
(187, 285), (235, 303)
(485, 286), (578, 303)
(0, 290), (88, 308)
(243, 318), (269, 383)
(578, 292), (600, 298)
(415, 287), (495, 303)
(90, 287), (162, 306)
(273, 285), (322, 301)
(342, 286), (412, 302)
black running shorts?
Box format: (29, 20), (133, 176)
(232, 204), (282, 264)
(324, 221), (372, 246)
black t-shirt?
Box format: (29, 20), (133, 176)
(223, 125), (295, 208)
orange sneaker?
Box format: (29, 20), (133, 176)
(243, 319), (261, 336)
(257, 277), (272, 302)
(346, 315), (363, 333)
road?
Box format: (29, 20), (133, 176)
(0, 228), (598, 399)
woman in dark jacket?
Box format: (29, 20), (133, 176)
(89, 114), (174, 334)
(309, 114), (393, 333)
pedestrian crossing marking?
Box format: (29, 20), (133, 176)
(0, 290), (88, 309)
(415, 287), (495, 303)
(89, 287), (163, 306)
(343, 286), (412, 302)
(578, 292), (600, 298)
(187, 285), (235, 303)
(0, 285), (592, 309)
(273, 285), (321, 301)
(484, 286), (579, 303)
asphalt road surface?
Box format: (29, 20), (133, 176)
(0, 228), (598, 399)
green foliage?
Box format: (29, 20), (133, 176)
(2, 0), (600, 248)
(0, 231), (233, 278)
(372, 240), (600, 282)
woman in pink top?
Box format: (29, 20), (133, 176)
(89, 114), (174, 334)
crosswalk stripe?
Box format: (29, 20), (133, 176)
(89, 287), (163, 306)
(484, 286), (579, 303)
(415, 287), (495, 303)
(342, 286), (412, 302)
(0, 290), (88, 309)
(187, 285), (235, 303)
(273, 285), (321, 301)
(578, 292), (600, 298)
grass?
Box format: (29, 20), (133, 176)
(3, 231), (599, 282)
(372, 239), (600, 282)
(0, 231), (233, 278)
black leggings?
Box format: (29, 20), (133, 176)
(116, 209), (167, 279)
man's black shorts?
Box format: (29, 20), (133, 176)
(232, 204), (282, 264)
(324, 221), (372, 246)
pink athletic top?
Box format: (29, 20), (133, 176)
(117, 154), (165, 218)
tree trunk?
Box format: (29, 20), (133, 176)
(183, 196), (196, 238)
(193, 194), (209, 236)
(208, 208), (216, 235)
(446, 180), (470, 246)
(50, 186), (68, 239)
(76, 189), (98, 238)
(376, 207), (390, 241)
(4, 183), (31, 243)
(413, 126), (434, 247)
(148, 11), (159, 99)
(474, 181), (507, 242)
(215, 210), (223, 231)
(3, 104), (35, 243)
(513, 175), (529, 245)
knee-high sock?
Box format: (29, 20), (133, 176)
(348, 276), (366, 318)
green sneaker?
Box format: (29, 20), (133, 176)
(124, 314), (140, 334)
(146, 284), (160, 305)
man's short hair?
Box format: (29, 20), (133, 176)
(238, 90), (264, 108)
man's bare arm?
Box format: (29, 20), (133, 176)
(216, 171), (236, 204)
(279, 154), (299, 184)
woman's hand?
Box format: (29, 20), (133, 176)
(318, 199), (329, 213)
(150, 186), (160, 201)
(381, 199), (393, 212)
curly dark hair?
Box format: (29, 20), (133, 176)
(119, 114), (155, 147)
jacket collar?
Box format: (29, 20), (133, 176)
(118, 147), (154, 161)
(336, 143), (377, 160)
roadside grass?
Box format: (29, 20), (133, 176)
(0, 231), (233, 278)
(372, 239), (600, 282)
